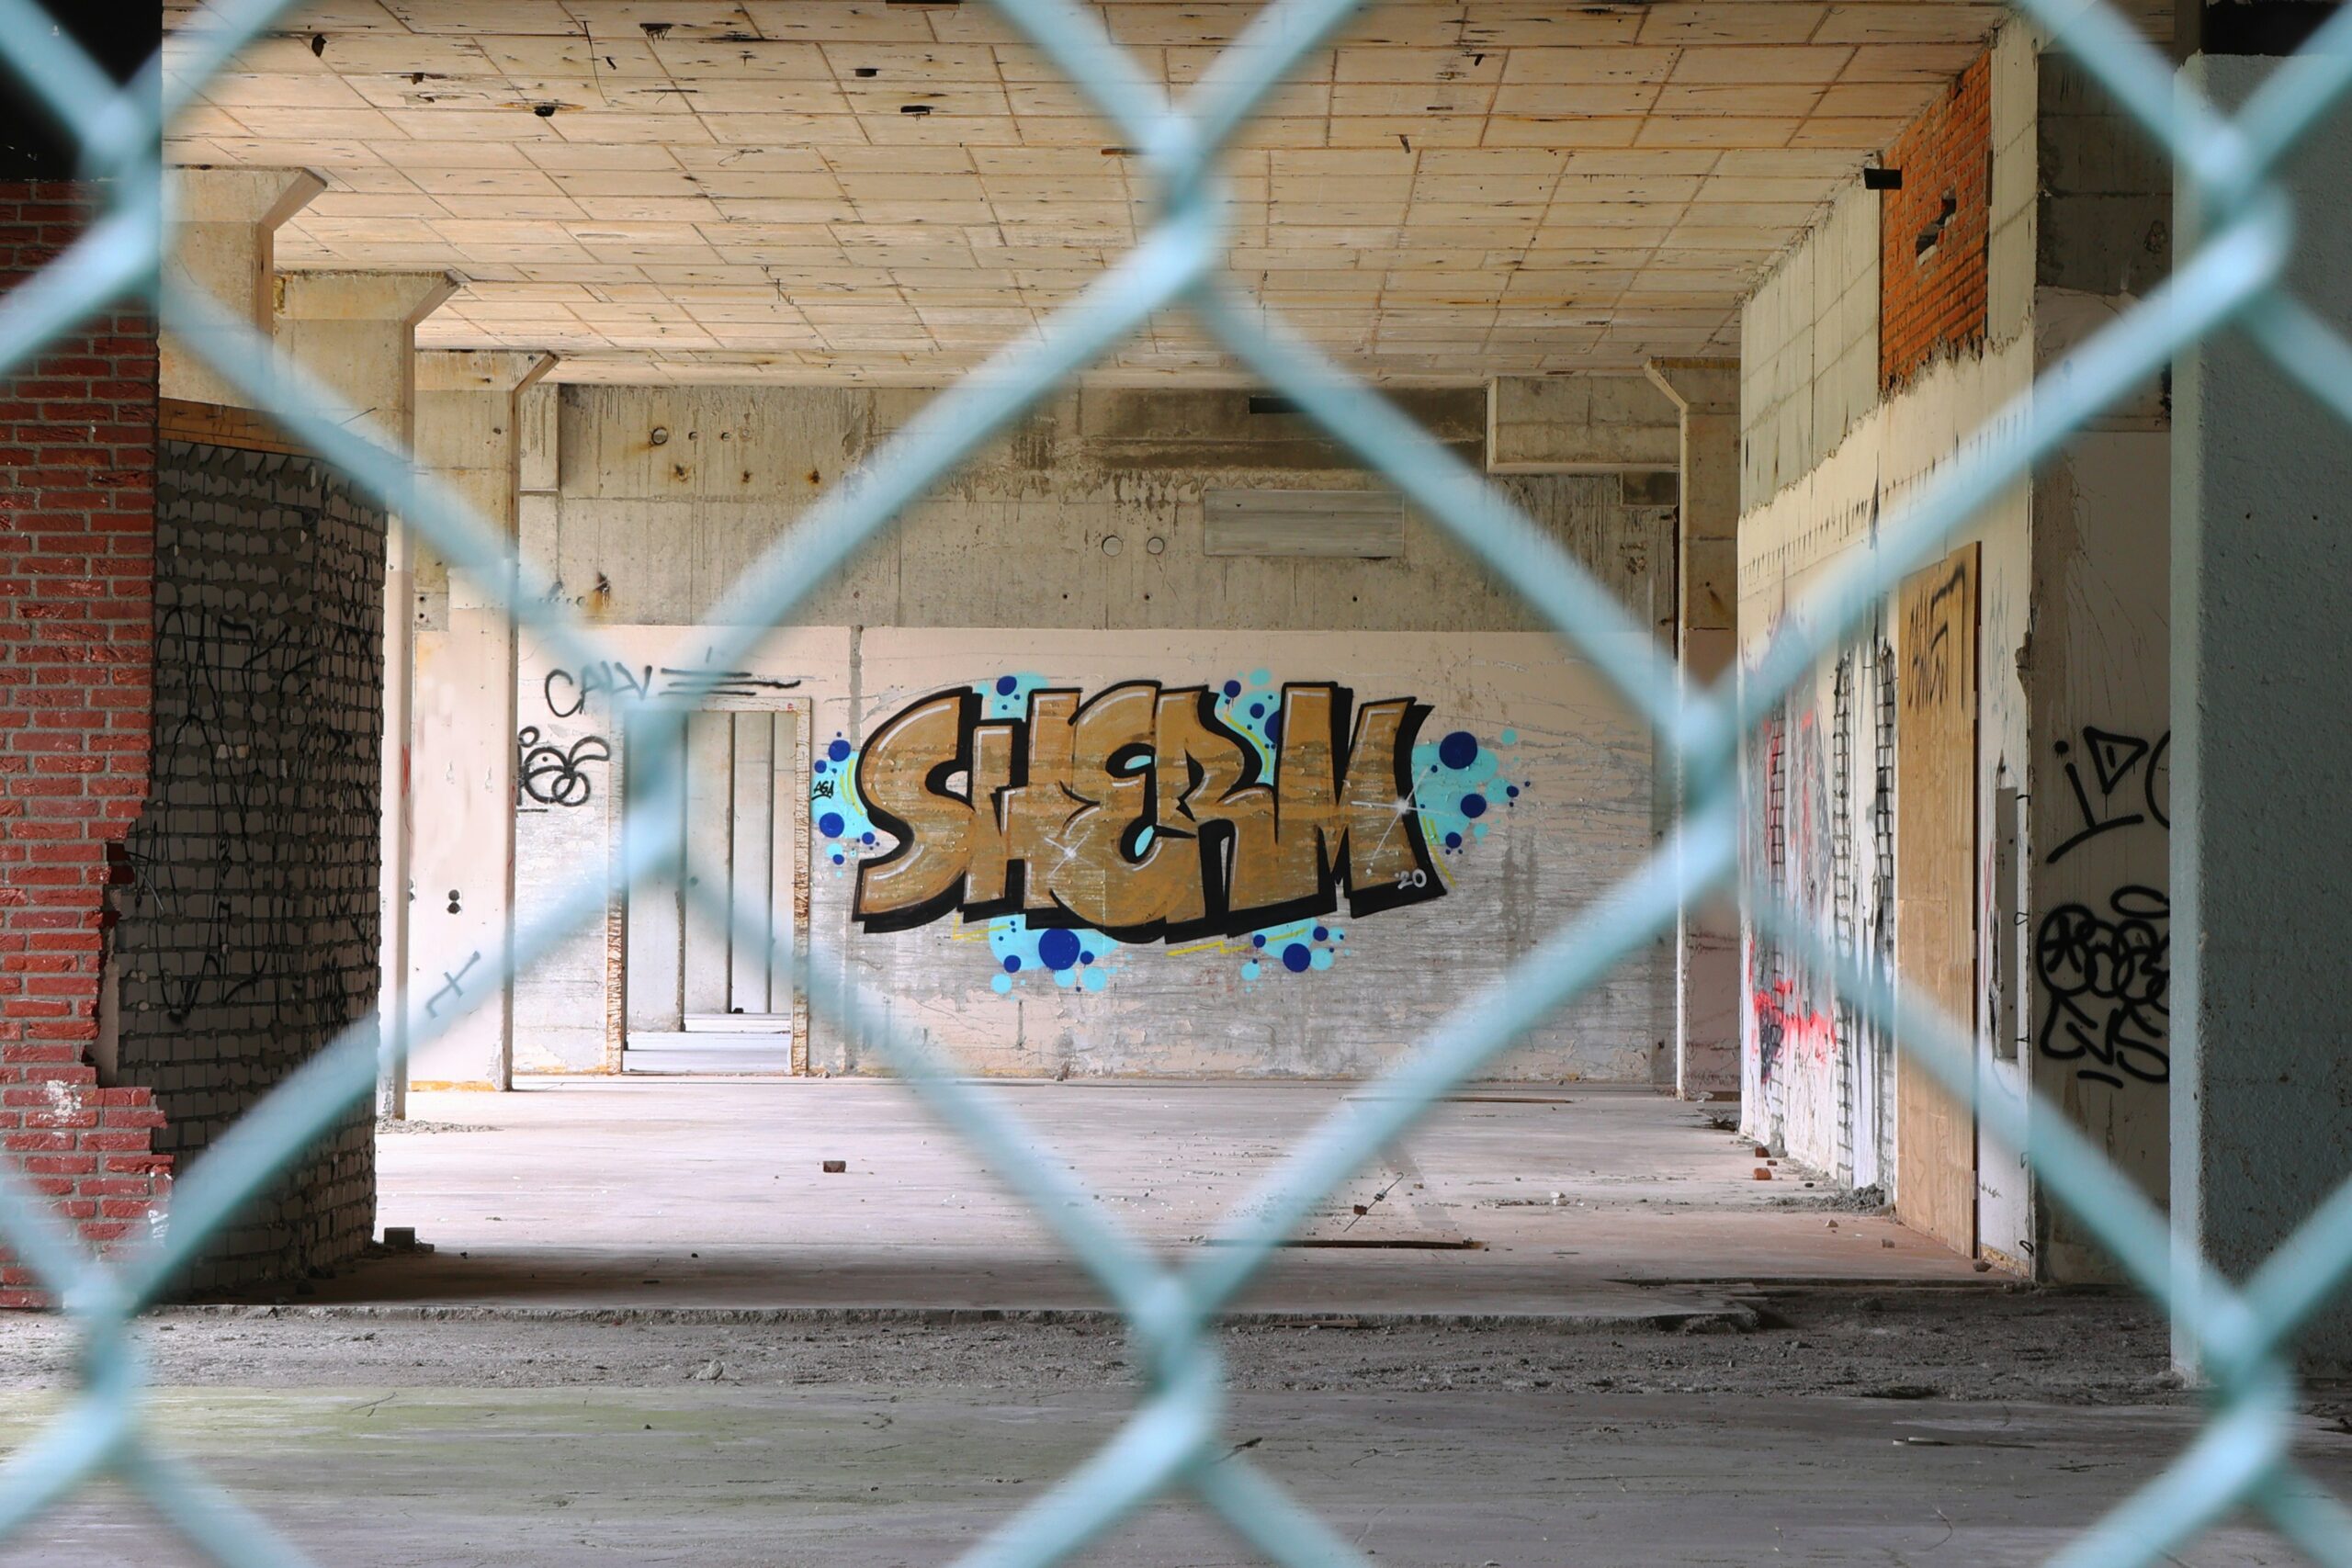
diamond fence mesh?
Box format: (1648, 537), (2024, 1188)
(0, 0), (2348, 1563)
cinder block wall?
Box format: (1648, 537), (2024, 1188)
(109, 443), (386, 1292)
(0, 180), (175, 1307)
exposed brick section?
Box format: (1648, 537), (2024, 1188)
(1879, 53), (1992, 393)
(110, 443), (384, 1292)
(0, 180), (172, 1309)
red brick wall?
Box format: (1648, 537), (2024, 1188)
(0, 180), (172, 1307)
(1879, 53), (1992, 393)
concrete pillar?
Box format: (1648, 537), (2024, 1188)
(1646, 357), (1742, 1100)
(272, 270), (463, 1120)
(406, 352), (556, 1092)
(2172, 46), (2352, 1373)
(160, 167), (322, 407)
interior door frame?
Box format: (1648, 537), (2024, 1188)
(607, 696), (812, 1075)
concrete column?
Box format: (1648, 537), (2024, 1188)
(160, 167), (322, 407)
(272, 271), (463, 1120)
(2172, 47), (2352, 1373)
(406, 352), (556, 1092)
(1646, 357), (1742, 1100)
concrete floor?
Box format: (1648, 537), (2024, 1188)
(335, 1081), (1978, 1319)
(9, 1087), (2349, 1568)
(6, 1379), (2347, 1566)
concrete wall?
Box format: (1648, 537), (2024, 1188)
(2023, 51), (2172, 1282)
(1736, 27), (2041, 1264)
(109, 442), (386, 1292)
(513, 383), (1679, 1080)
(0, 182), (175, 1308)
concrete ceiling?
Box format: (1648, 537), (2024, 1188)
(162, 2), (2166, 385)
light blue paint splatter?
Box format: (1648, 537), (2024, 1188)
(1409, 727), (1527, 858)
(988, 913), (1119, 996)
(813, 730), (883, 874)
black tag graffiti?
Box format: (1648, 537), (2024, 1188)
(2046, 727), (2169, 864)
(2033, 885), (2169, 1088)
(517, 727), (611, 808)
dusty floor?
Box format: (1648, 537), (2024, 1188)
(6, 1087), (2347, 1563)
(1, 1294), (2348, 1566)
(318, 1080), (1975, 1320)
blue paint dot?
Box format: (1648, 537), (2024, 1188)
(996, 675), (1018, 695)
(831, 852), (845, 864)
(1248, 703), (1262, 718)
(1223, 680), (1241, 698)
(1506, 785), (1520, 799)
(990, 973), (1013, 995)
(1462, 793), (1487, 819)
(1250, 668), (1269, 685)
(828, 739), (852, 762)
(1080, 951), (1093, 965)
(1003, 955), (1022, 974)
(1445, 831), (1462, 850)
(1081, 967), (1106, 992)
(1439, 731), (1478, 770)
(1312, 926), (1328, 942)
(1265, 713), (1283, 746)
(819, 811), (845, 838)
(1251, 934), (1265, 948)
(1241, 961), (1261, 981)
(1038, 929), (1081, 972)
(1282, 943), (1312, 974)
(861, 831), (876, 846)
(1310, 948), (1335, 972)
(1499, 728), (1518, 747)
(814, 760), (827, 774)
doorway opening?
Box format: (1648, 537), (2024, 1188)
(621, 705), (807, 1074)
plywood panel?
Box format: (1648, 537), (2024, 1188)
(729, 712), (775, 1012)
(1895, 543), (1979, 1256)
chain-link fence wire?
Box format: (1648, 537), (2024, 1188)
(0, 0), (2346, 1562)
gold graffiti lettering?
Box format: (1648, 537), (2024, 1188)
(850, 679), (1447, 938)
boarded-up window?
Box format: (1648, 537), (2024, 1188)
(1203, 490), (1406, 558)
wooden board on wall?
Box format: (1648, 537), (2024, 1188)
(1895, 544), (1981, 1258)
(157, 398), (311, 457)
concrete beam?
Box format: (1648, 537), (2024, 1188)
(1487, 375), (1680, 473)
(272, 269), (463, 1120)
(1646, 356), (1742, 1102)
(408, 352), (557, 1094)
(160, 166), (322, 409)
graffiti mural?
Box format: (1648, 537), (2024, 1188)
(820, 671), (1527, 993)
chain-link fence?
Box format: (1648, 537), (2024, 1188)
(1, 0), (2350, 1562)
